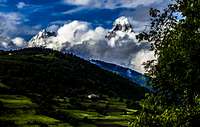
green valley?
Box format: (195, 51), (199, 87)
(0, 48), (146, 127)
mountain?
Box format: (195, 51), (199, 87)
(29, 16), (134, 47)
(105, 16), (134, 40)
(0, 47), (146, 99)
(28, 16), (136, 49)
(0, 47), (148, 127)
(29, 29), (57, 48)
(90, 59), (149, 88)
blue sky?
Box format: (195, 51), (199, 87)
(0, 0), (170, 39)
(0, 0), (172, 73)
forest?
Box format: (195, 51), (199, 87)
(133, 0), (200, 126)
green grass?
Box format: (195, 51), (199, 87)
(0, 95), (138, 127)
(0, 95), (34, 108)
(59, 109), (102, 119)
(99, 114), (134, 120)
(0, 93), (138, 127)
(49, 123), (73, 127)
(0, 98), (32, 105)
(0, 95), (62, 126)
(56, 98), (138, 127)
(95, 120), (129, 126)
(0, 94), (63, 126)
(0, 114), (60, 125)
(0, 95), (31, 100)
(0, 83), (10, 89)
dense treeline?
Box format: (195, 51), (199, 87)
(0, 47), (145, 100)
(133, 0), (200, 126)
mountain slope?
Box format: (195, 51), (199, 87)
(0, 47), (146, 126)
(0, 47), (146, 99)
(90, 59), (149, 87)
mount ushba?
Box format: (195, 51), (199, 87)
(29, 16), (136, 49)
(28, 16), (151, 87)
(28, 16), (154, 74)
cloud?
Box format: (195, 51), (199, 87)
(16, 2), (27, 9)
(12, 37), (27, 47)
(0, 11), (41, 38)
(0, 37), (11, 50)
(131, 49), (155, 73)
(29, 18), (154, 73)
(46, 25), (60, 32)
(0, 36), (27, 50)
(61, 7), (86, 15)
(0, 12), (22, 37)
(63, 21), (153, 73)
(64, 0), (164, 9)
(57, 21), (91, 45)
(64, 0), (92, 6)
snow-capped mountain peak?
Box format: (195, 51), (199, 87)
(29, 16), (135, 49)
(29, 29), (57, 47)
(38, 29), (56, 39)
(106, 16), (134, 40)
(112, 16), (133, 32)
(105, 16), (136, 47)
(114, 16), (129, 25)
(114, 16), (132, 29)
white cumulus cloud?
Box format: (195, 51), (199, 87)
(64, 0), (164, 9)
(0, 12), (22, 37)
(29, 18), (155, 73)
(57, 21), (91, 45)
(12, 37), (27, 47)
(0, 36), (27, 50)
(131, 49), (155, 73)
(0, 12), (41, 38)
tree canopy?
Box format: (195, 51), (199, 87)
(133, 0), (200, 126)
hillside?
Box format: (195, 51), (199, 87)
(90, 60), (149, 87)
(0, 47), (145, 98)
(0, 47), (146, 127)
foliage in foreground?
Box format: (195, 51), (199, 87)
(133, 0), (200, 126)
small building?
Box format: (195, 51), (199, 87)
(88, 94), (99, 99)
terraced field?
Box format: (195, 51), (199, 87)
(0, 82), (138, 127)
